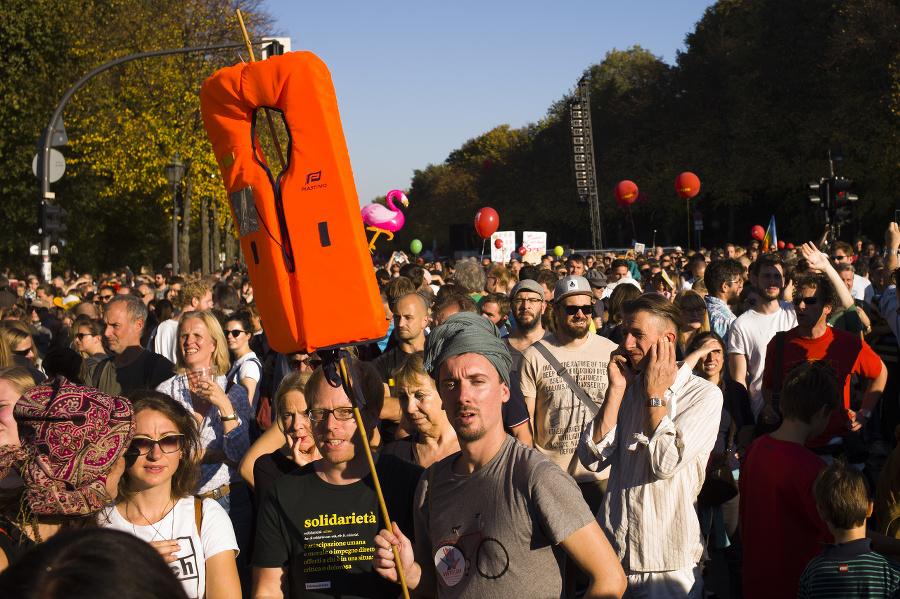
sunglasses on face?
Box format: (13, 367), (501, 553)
(562, 304), (594, 316)
(99, 295), (114, 301)
(12, 348), (31, 356)
(308, 407), (355, 422)
(75, 333), (96, 340)
(128, 434), (184, 456)
(794, 296), (819, 306)
(225, 329), (246, 338)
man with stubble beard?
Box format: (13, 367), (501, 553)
(502, 280), (551, 372)
(727, 254), (797, 420)
(519, 276), (618, 513)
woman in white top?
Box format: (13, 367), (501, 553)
(155, 310), (252, 588)
(101, 390), (240, 599)
(223, 312), (261, 411)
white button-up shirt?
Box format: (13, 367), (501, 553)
(578, 363), (722, 573)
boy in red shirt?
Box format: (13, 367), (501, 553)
(740, 361), (841, 599)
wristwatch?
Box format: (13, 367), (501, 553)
(858, 409), (872, 420)
(220, 413), (238, 422)
(885, 249), (898, 257)
(647, 397), (667, 408)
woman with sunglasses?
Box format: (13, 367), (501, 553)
(101, 391), (239, 599)
(0, 321), (37, 368)
(155, 310), (252, 590)
(223, 312), (261, 412)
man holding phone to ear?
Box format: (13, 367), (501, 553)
(578, 293), (722, 598)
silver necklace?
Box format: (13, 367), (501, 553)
(129, 499), (175, 541)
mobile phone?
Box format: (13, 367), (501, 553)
(895, 209), (900, 224)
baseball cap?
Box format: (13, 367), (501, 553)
(583, 270), (607, 289)
(554, 275), (594, 303)
(510, 279), (544, 301)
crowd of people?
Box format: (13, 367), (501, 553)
(0, 225), (899, 597)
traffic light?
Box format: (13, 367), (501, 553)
(39, 201), (67, 245)
(832, 177), (857, 225)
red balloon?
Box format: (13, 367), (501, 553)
(786, 243), (794, 249)
(615, 180), (639, 206)
(483, 158), (492, 170)
(494, 239), (503, 249)
(675, 172), (701, 199)
(751, 225), (765, 241)
(518, 247), (527, 256)
(777, 241), (785, 250)
(474, 207), (499, 239)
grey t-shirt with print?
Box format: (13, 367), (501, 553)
(413, 435), (594, 598)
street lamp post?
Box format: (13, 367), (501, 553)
(164, 155), (185, 275)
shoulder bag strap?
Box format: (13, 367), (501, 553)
(532, 341), (599, 417)
(194, 498), (203, 535)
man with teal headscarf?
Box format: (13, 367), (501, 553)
(372, 312), (625, 599)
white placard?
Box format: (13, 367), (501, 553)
(522, 231), (547, 264)
(491, 231), (516, 263)
(634, 243), (645, 255)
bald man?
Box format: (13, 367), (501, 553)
(371, 293), (430, 425)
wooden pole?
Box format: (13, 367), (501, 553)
(235, 9), (286, 170)
(338, 357), (411, 599)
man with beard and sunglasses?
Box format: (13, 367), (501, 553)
(519, 276), (618, 514)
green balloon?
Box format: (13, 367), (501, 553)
(554, 245), (564, 257)
(410, 239), (423, 254)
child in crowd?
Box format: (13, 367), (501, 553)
(798, 460), (900, 598)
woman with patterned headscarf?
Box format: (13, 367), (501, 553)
(0, 376), (135, 571)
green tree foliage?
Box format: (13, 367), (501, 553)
(0, 0), (273, 275)
(402, 0), (900, 252)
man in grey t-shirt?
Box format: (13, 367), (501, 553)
(373, 312), (625, 598)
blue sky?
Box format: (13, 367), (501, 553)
(264, 1), (716, 207)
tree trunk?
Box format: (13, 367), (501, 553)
(224, 212), (236, 268)
(180, 177), (192, 276)
(200, 194), (209, 276)
(212, 201), (221, 274)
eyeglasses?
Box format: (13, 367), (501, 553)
(727, 279), (742, 285)
(12, 348), (31, 356)
(562, 304), (594, 316)
(833, 254), (850, 261)
(128, 434), (184, 456)
(289, 356), (322, 371)
(794, 296), (819, 306)
(99, 294), (114, 301)
(512, 297), (542, 306)
(225, 329), (246, 338)
(75, 333), (96, 340)
(308, 407), (356, 422)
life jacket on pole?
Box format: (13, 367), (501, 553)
(200, 51), (387, 354)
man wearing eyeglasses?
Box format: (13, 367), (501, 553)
(502, 280), (550, 372)
(833, 240), (875, 303)
(253, 359), (422, 599)
(519, 276), (618, 515)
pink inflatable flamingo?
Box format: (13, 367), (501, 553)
(361, 189), (408, 251)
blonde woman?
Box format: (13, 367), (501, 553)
(155, 310), (252, 582)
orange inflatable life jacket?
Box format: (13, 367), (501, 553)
(200, 52), (387, 354)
